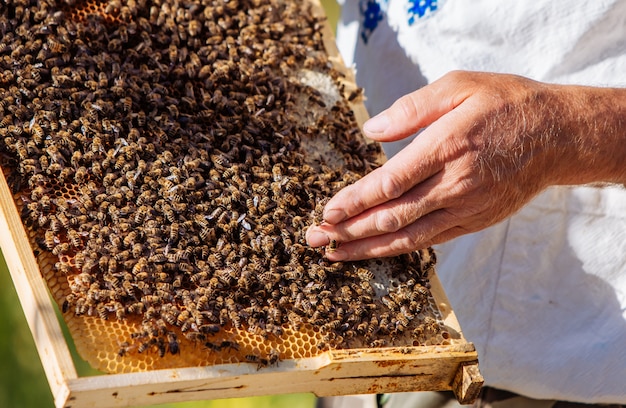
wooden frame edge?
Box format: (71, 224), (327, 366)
(63, 345), (478, 408)
(0, 171), (78, 408)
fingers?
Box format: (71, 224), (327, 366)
(308, 170), (445, 246)
(321, 210), (474, 261)
(321, 128), (447, 225)
(307, 164), (491, 260)
(321, 73), (475, 226)
(363, 71), (472, 142)
(320, 159), (430, 225)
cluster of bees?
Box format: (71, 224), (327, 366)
(0, 0), (440, 364)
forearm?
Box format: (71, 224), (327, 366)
(554, 85), (626, 186)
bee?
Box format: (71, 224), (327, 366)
(128, 302), (145, 315)
(105, 256), (118, 275)
(91, 161), (103, 178)
(197, 65), (213, 80)
(413, 316), (441, 340)
(204, 341), (223, 352)
(179, 263), (195, 274)
(162, 307), (179, 326)
(187, 20), (202, 37)
(356, 268), (374, 280)
(30, 123), (44, 144)
(229, 310), (242, 329)
(370, 339), (387, 348)
(74, 298), (88, 315)
(132, 243), (143, 259)
(103, 173), (116, 187)
(162, 205), (175, 223)
(219, 341), (239, 352)
(95, 72), (108, 89)
(317, 341), (329, 351)
(418, 247), (437, 271)
(422, 316), (441, 335)
(96, 304), (108, 320)
(324, 262), (343, 276)
(134, 205), (150, 224)
(104, 0), (122, 14)
(381, 295), (398, 311)
(283, 268), (303, 281)
(121, 96), (132, 112)
(167, 44), (178, 62)
(167, 104), (179, 119)
(74, 166), (88, 183)
(347, 87), (364, 102)
(283, 177), (298, 192)
(15, 140), (28, 160)
(258, 196), (271, 213)
(43, 230), (57, 250)
(47, 38), (65, 54)
(91, 136), (104, 154)
(399, 303), (415, 320)
(167, 332), (179, 355)
(136, 110), (146, 127)
(190, 271), (209, 284)
(115, 304), (126, 321)
(77, 194), (94, 211)
(327, 239), (338, 253)
(267, 349), (281, 367)
(67, 229), (82, 248)
(413, 284), (431, 298)
(118, 25), (129, 43)
(137, 339), (155, 354)
(394, 313), (410, 330)
(176, 310), (191, 327)
(132, 258), (149, 276)
(287, 311), (303, 331)
(245, 354), (269, 370)
(409, 301), (424, 314)
(259, 271), (280, 286)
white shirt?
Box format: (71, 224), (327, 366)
(336, 0), (626, 403)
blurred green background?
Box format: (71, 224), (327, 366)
(0, 1), (340, 407)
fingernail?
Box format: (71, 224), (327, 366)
(323, 208), (347, 224)
(363, 112), (389, 136)
(306, 228), (330, 247)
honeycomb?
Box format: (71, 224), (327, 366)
(0, 0), (456, 374)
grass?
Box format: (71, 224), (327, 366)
(0, 253), (55, 408)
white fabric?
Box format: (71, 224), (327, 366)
(336, 0), (626, 403)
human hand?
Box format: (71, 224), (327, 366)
(306, 71), (625, 261)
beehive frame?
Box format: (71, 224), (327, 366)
(0, 0), (482, 407)
(0, 178), (482, 408)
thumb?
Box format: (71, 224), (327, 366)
(362, 72), (471, 142)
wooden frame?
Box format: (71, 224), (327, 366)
(0, 1), (482, 406)
(0, 166), (482, 407)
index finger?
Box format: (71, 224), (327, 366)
(322, 73), (473, 224)
(362, 71), (473, 142)
(322, 132), (441, 224)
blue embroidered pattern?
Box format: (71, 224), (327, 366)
(359, 0), (442, 43)
(359, 0), (386, 44)
(407, 0), (439, 25)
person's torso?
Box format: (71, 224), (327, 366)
(336, 1), (626, 403)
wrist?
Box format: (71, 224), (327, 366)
(549, 85), (626, 186)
